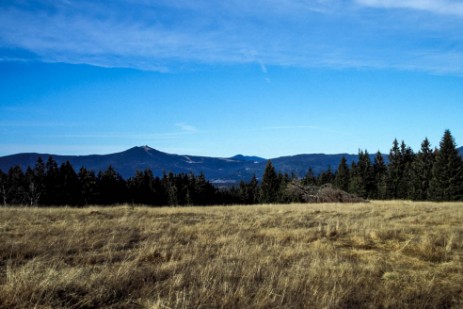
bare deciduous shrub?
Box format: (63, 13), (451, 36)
(286, 181), (366, 203)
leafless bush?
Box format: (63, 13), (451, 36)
(286, 181), (366, 203)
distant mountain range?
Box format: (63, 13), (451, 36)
(1, 146), (462, 185)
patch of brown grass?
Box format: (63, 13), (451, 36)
(1, 201), (463, 308)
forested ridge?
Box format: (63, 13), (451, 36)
(1, 130), (462, 206)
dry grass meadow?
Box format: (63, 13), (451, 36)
(1, 201), (463, 308)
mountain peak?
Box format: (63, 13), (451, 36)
(230, 154), (266, 163)
(127, 145), (157, 152)
(141, 145), (155, 151)
(123, 145), (164, 157)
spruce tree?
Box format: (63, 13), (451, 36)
(348, 161), (365, 197)
(43, 156), (61, 205)
(0, 169), (7, 206)
(79, 167), (99, 205)
(128, 169), (159, 205)
(318, 166), (334, 186)
(128, 170), (144, 204)
(398, 141), (415, 199)
(347, 150), (374, 199)
(260, 160), (280, 203)
(373, 151), (388, 199)
(248, 175), (259, 204)
(152, 175), (168, 206)
(302, 168), (317, 186)
(33, 157), (46, 205)
(98, 166), (128, 205)
(334, 156), (350, 192)
(193, 172), (217, 205)
(429, 130), (463, 201)
(7, 165), (25, 205)
(386, 139), (414, 199)
(59, 161), (83, 206)
(358, 150), (375, 198)
(239, 175), (259, 204)
(163, 172), (178, 206)
(411, 138), (435, 200)
(276, 172), (291, 203)
(386, 139), (402, 199)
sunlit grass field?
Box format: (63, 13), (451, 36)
(1, 201), (463, 308)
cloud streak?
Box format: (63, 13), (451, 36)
(1, 1), (463, 74)
(356, 0), (463, 16)
(175, 123), (199, 133)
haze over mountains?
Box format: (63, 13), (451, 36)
(1, 146), (462, 185)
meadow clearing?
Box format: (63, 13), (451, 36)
(1, 201), (463, 308)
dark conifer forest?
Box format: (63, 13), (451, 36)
(1, 130), (462, 206)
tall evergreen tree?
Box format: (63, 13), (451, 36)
(32, 157), (46, 205)
(260, 161), (280, 203)
(193, 172), (217, 205)
(348, 161), (365, 197)
(239, 175), (259, 204)
(386, 139), (415, 199)
(411, 138), (435, 200)
(334, 156), (350, 192)
(129, 169), (156, 205)
(6, 165), (25, 205)
(79, 167), (99, 205)
(386, 139), (401, 199)
(429, 130), (463, 201)
(128, 168), (168, 206)
(318, 166), (334, 186)
(373, 151), (388, 199)
(302, 167), (317, 186)
(398, 141), (415, 199)
(348, 150), (374, 198)
(43, 156), (61, 205)
(59, 161), (83, 206)
(98, 166), (128, 205)
(0, 169), (7, 206)
(163, 172), (179, 206)
(151, 175), (168, 206)
(175, 173), (192, 205)
(277, 172), (294, 203)
(358, 150), (375, 198)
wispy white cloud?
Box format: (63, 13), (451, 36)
(1, 1), (463, 74)
(356, 0), (463, 16)
(175, 123), (199, 133)
(259, 62), (268, 74)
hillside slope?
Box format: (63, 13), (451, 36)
(0, 146), (380, 183)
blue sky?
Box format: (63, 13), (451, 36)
(1, 0), (463, 158)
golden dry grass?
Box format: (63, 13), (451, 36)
(1, 201), (463, 308)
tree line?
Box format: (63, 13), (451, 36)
(331, 129), (463, 201)
(238, 130), (463, 203)
(0, 160), (228, 206)
(0, 130), (462, 206)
